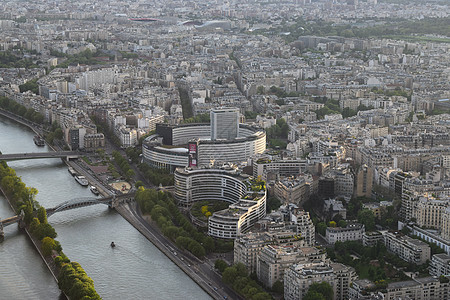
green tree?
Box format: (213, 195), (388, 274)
(135, 180), (144, 188)
(215, 259), (228, 273)
(41, 236), (57, 256)
(29, 217), (40, 233)
(304, 291), (326, 300)
(222, 266), (238, 285)
(305, 282), (333, 300)
(37, 206), (47, 224)
(34, 223), (57, 240)
(317, 222), (327, 236)
(358, 209), (376, 231)
(54, 128), (63, 140)
(272, 280), (284, 294)
(338, 220), (347, 228)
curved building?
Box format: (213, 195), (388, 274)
(174, 166), (246, 206)
(143, 123), (266, 171)
(174, 166), (267, 239)
(208, 182), (267, 239)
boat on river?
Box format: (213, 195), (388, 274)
(33, 135), (45, 146)
(90, 185), (99, 195)
(68, 167), (78, 177)
(75, 175), (89, 187)
(111, 242), (116, 248)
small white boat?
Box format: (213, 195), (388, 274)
(90, 185), (99, 195)
(75, 175), (89, 187)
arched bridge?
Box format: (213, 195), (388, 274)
(0, 151), (80, 161)
(1, 192), (135, 232)
(46, 192), (135, 217)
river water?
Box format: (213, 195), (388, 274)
(0, 117), (211, 300)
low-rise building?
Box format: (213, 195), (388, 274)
(326, 223), (365, 245)
(362, 231), (384, 247)
(349, 277), (450, 300)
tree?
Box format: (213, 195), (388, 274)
(317, 222), (327, 236)
(215, 259), (228, 273)
(54, 128), (63, 140)
(135, 180), (144, 188)
(37, 206), (47, 224)
(342, 107), (357, 118)
(357, 209), (375, 231)
(34, 223), (57, 240)
(41, 237), (57, 256)
(235, 262), (248, 277)
(272, 280), (284, 294)
(304, 291), (326, 300)
(338, 220), (347, 228)
(29, 217), (40, 233)
(305, 282), (333, 300)
(222, 266), (238, 285)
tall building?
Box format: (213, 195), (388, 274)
(210, 107), (239, 140)
(354, 165), (373, 198)
(290, 209), (316, 247)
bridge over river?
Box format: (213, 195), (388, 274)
(0, 192), (135, 236)
(0, 151), (80, 161)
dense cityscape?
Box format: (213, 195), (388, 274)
(0, 0), (450, 299)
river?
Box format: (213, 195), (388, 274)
(0, 116), (211, 300)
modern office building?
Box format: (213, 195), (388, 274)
(207, 186), (267, 239)
(174, 165), (267, 239)
(142, 117), (265, 171)
(174, 165), (245, 206)
(210, 107), (239, 140)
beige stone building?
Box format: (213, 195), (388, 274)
(257, 245), (326, 289)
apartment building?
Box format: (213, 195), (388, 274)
(326, 223), (365, 245)
(284, 262), (356, 300)
(382, 231), (431, 264)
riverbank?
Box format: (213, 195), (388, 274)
(0, 108), (42, 136)
(0, 185), (65, 297)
